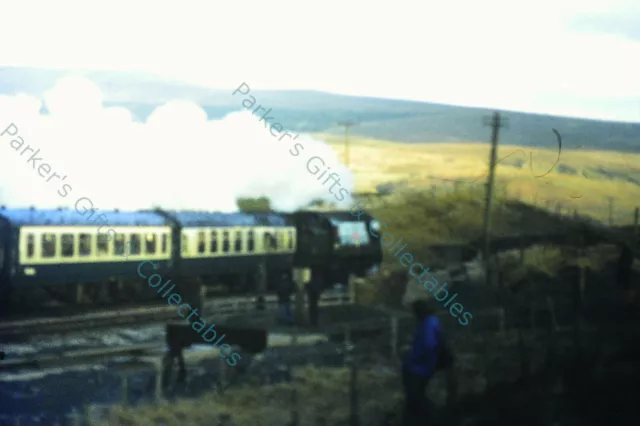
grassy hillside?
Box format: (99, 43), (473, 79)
(320, 135), (640, 227)
(1, 66), (638, 152)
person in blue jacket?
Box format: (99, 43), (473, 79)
(402, 299), (442, 425)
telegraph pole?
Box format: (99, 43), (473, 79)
(337, 121), (358, 168)
(481, 112), (508, 285)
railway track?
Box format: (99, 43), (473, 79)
(0, 292), (353, 338)
(0, 343), (161, 372)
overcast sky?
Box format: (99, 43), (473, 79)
(1, 0), (638, 122)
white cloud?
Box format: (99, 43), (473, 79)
(0, 76), (354, 211)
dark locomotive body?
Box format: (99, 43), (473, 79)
(290, 210), (382, 287)
(0, 206), (382, 309)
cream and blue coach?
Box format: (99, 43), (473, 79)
(0, 207), (297, 299)
(159, 210), (296, 278)
(0, 207), (174, 288)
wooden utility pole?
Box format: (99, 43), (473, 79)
(481, 112), (508, 284)
(337, 121), (358, 168)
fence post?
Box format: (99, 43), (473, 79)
(290, 387), (299, 426)
(390, 316), (398, 359)
(120, 375), (128, 406)
(154, 359), (163, 402)
(219, 355), (227, 394)
(348, 273), (357, 304)
(348, 350), (360, 426)
(83, 403), (91, 426)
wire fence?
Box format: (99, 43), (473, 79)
(54, 288), (613, 426)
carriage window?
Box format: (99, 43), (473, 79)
(234, 231), (243, 252)
(114, 234), (126, 257)
(274, 231), (281, 250)
(97, 234), (109, 256)
(197, 231), (206, 254)
(61, 234), (74, 257)
(145, 233), (157, 254)
(266, 232), (277, 250)
(182, 234), (189, 254)
(288, 231), (294, 250)
(27, 234), (35, 258)
(129, 234), (141, 255)
(42, 234), (57, 258)
(79, 234), (91, 256)
(247, 230), (255, 252)
(222, 231), (230, 253)
(210, 231), (218, 253)
(161, 234), (168, 254)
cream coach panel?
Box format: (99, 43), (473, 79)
(180, 227), (226, 259)
(289, 227), (297, 252)
(181, 228), (209, 259)
(19, 226), (172, 265)
(257, 226), (296, 254)
(286, 227), (296, 252)
(181, 227), (260, 259)
(277, 226), (296, 253)
(180, 227), (293, 259)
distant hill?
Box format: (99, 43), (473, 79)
(1, 66), (638, 152)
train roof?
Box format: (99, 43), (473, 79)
(0, 208), (291, 228)
(165, 211), (289, 227)
(296, 210), (373, 222)
(0, 208), (170, 227)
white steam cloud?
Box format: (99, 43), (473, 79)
(0, 76), (354, 212)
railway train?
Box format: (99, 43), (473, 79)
(0, 206), (383, 310)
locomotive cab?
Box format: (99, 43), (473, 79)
(290, 210), (383, 281)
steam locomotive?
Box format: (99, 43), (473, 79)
(0, 206), (382, 310)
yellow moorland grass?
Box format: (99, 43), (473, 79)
(99, 366), (402, 426)
(317, 134), (640, 225)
